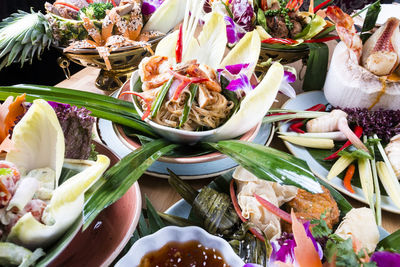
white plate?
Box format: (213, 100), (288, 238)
(279, 91), (400, 214)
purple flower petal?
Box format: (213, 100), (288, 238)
(371, 251), (400, 267)
(224, 16), (246, 45)
(226, 73), (252, 93)
(225, 63), (250, 75)
(284, 70), (297, 83)
(142, 0), (163, 16)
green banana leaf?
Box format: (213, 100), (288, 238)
(302, 43), (329, 91)
(208, 140), (323, 193)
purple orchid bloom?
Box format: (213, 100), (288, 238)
(225, 16), (246, 46)
(142, 0), (163, 16)
(279, 66), (297, 98)
(218, 63), (254, 98)
(269, 222), (323, 265)
(371, 251), (400, 267)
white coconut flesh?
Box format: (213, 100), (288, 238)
(323, 42), (400, 110)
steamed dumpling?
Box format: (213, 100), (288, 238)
(233, 167), (298, 240)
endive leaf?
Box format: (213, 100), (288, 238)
(208, 140), (322, 193)
(219, 30), (261, 78)
(6, 99), (65, 185)
(7, 155), (110, 249)
(208, 62), (283, 141)
(155, 30), (178, 58)
(83, 140), (178, 229)
(143, 0), (186, 33)
(191, 12), (227, 69)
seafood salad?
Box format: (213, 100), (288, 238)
(45, 0), (183, 69)
(0, 96), (110, 266)
(135, 56), (235, 130)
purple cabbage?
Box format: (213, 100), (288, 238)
(371, 251), (400, 267)
(269, 222), (323, 265)
(49, 102), (95, 160)
(231, 0), (255, 32)
(142, 0), (163, 16)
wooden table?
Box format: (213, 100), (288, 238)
(57, 66), (400, 233)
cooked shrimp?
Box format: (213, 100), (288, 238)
(306, 109), (347, 133)
(81, 13), (103, 45)
(138, 55), (171, 91)
(186, 64), (221, 92)
(326, 6), (362, 62)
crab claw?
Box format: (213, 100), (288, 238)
(362, 17), (400, 76)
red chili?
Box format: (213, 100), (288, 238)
(120, 92), (152, 120)
(290, 121), (305, 133)
(85, 0), (93, 4)
(53, 2), (80, 11)
(286, 0), (304, 11)
(230, 180), (265, 242)
(324, 125), (363, 160)
(168, 70), (208, 100)
(306, 103), (326, 112)
(175, 24), (183, 63)
(110, 0), (117, 7)
(314, 0), (333, 12)
(262, 38), (298, 45)
(261, 0), (268, 11)
(304, 36), (340, 43)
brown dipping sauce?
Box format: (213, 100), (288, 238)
(139, 240), (231, 267)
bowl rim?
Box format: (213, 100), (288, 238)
(115, 226), (245, 267)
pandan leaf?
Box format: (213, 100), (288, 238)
(378, 229), (400, 253)
(208, 140), (323, 193)
(360, 1), (381, 43)
(83, 140), (178, 229)
(303, 43), (329, 91)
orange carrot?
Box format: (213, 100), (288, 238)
(0, 96), (13, 141)
(3, 94), (26, 139)
(291, 210), (322, 267)
(343, 164), (355, 193)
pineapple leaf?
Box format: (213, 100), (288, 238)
(0, 9), (53, 70)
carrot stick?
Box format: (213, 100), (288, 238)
(3, 94), (26, 139)
(343, 164), (355, 193)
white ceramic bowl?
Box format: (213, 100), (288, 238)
(115, 226), (245, 267)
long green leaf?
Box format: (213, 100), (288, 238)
(360, 1), (381, 42)
(145, 196), (166, 231)
(378, 229), (400, 253)
(208, 140), (322, 193)
(83, 140), (178, 229)
(0, 84), (135, 113)
(303, 43), (329, 91)
(0, 89), (158, 137)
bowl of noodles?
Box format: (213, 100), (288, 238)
(124, 11), (285, 144)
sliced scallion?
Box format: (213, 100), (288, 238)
(151, 78), (174, 118)
(179, 84), (198, 128)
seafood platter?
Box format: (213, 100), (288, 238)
(0, 0), (400, 266)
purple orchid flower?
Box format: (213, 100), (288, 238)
(142, 0), (163, 16)
(269, 222), (323, 265)
(371, 251), (400, 267)
(279, 66), (297, 98)
(226, 73), (253, 94)
(218, 63), (254, 98)
(225, 16), (246, 46)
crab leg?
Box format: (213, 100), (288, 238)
(361, 17), (400, 76)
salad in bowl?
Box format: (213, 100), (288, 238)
(127, 9), (288, 143)
(0, 95), (110, 266)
